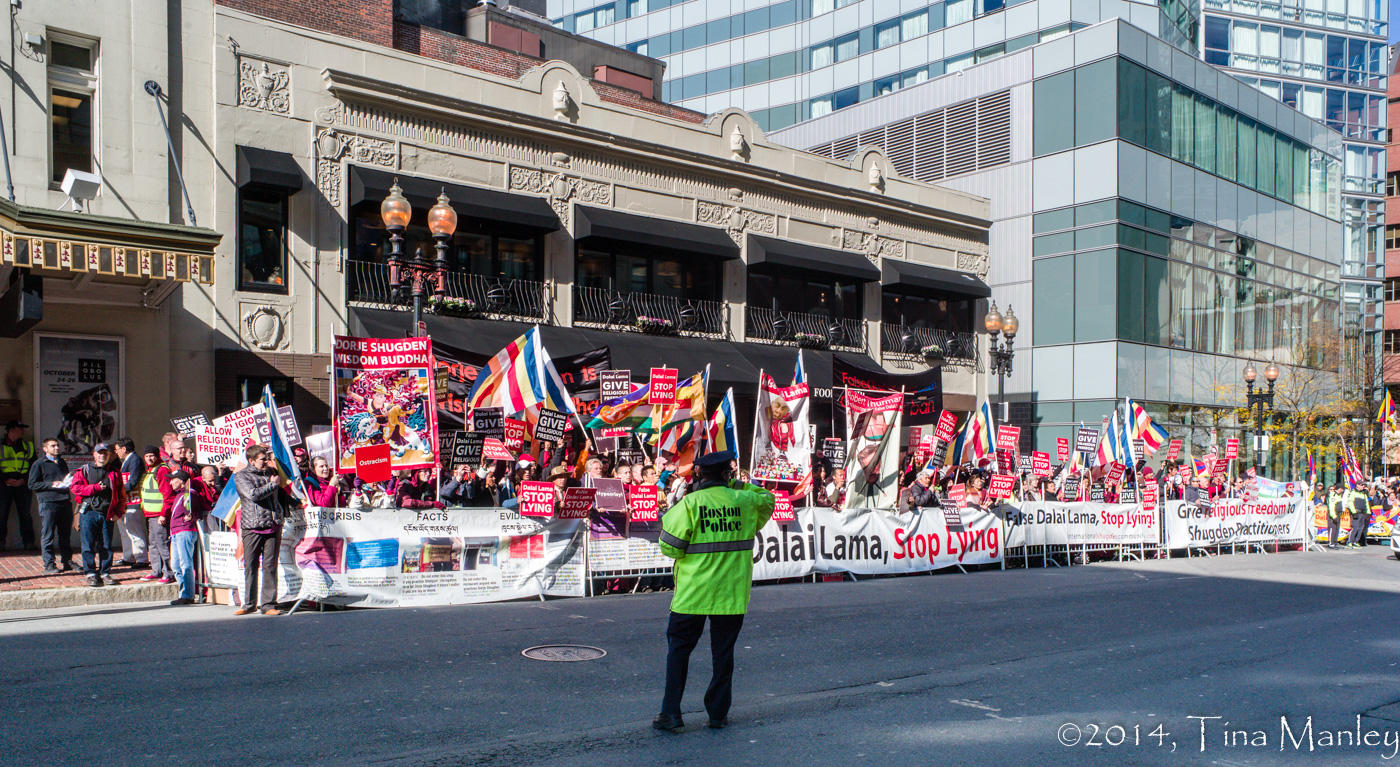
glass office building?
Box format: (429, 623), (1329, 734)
(772, 20), (1343, 472)
(549, 0), (1202, 132)
(1200, 0), (1387, 383)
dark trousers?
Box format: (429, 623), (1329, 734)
(1327, 516), (1340, 546)
(78, 510), (111, 576)
(38, 501), (73, 567)
(1348, 512), (1370, 546)
(662, 612), (745, 721)
(240, 530), (281, 610)
(0, 482), (34, 548)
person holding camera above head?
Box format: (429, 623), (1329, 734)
(653, 450), (775, 734)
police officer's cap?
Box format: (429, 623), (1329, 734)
(696, 451), (735, 467)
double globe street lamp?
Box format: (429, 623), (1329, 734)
(983, 301), (1018, 422)
(381, 179), (457, 335)
(1243, 362), (1280, 475)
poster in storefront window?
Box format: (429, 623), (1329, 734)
(33, 334), (123, 462)
(332, 335), (438, 473)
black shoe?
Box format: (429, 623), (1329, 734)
(85, 575), (102, 588)
(652, 714), (684, 733)
(42, 564), (59, 575)
(58, 562), (74, 572)
(169, 597), (194, 606)
(708, 718), (729, 729)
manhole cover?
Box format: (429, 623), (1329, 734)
(522, 644), (607, 662)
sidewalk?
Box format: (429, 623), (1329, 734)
(0, 551), (176, 610)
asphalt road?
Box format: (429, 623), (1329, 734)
(2, 546), (1398, 767)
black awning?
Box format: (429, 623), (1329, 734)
(747, 235), (880, 281)
(236, 146), (304, 192)
(574, 206), (739, 259)
(881, 259), (991, 298)
(350, 166), (559, 232)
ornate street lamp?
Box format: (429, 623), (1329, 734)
(985, 301), (1017, 422)
(381, 181), (455, 335)
(1243, 362), (1280, 476)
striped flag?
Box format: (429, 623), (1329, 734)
(1341, 438), (1364, 489)
(1379, 389), (1396, 427)
(792, 350), (806, 387)
(465, 327), (576, 417)
(1125, 397), (1169, 455)
(1096, 413), (1122, 467)
(1306, 447), (1316, 482)
(262, 385), (306, 500)
(658, 368), (708, 457)
(952, 401), (995, 465)
(705, 387), (739, 458)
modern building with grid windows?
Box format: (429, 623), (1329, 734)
(1200, 0), (1387, 392)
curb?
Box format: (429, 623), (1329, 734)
(0, 582), (178, 611)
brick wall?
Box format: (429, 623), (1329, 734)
(219, 1), (708, 126)
(216, 0), (394, 47)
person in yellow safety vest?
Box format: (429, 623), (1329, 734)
(0, 420), (37, 550)
(653, 450), (775, 734)
(136, 445), (172, 581)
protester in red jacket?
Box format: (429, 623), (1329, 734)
(70, 443), (126, 587)
(393, 468), (444, 510)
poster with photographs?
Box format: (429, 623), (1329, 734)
(751, 373), (812, 483)
(842, 391), (904, 510)
(33, 334), (122, 462)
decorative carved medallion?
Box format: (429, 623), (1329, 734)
(697, 201), (776, 244)
(238, 58), (290, 114)
(958, 251), (990, 278)
(242, 305), (287, 351)
(313, 127), (396, 207)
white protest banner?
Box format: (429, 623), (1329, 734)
(204, 403), (271, 468)
(999, 501), (1161, 547)
(1162, 498), (1308, 548)
(843, 391), (903, 509)
(752, 373), (811, 484)
(199, 507), (586, 608)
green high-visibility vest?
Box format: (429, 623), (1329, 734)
(659, 481), (776, 615)
(140, 471), (163, 515)
(0, 439), (34, 475)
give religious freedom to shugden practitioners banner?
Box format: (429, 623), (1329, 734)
(1162, 498), (1309, 549)
(433, 340), (610, 429)
(997, 501), (1161, 548)
(33, 333), (122, 461)
(843, 391), (903, 509)
(751, 372), (811, 483)
(332, 336), (438, 472)
(201, 507), (586, 608)
(832, 356), (942, 425)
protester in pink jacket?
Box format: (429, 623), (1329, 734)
(304, 457), (346, 508)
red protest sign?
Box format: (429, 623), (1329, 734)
(1178, 465), (1192, 478)
(1225, 438), (1239, 459)
(558, 487), (595, 519)
(1031, 451), (1051, 477)
(1141, 481), (1159, 512)
(771, 490), (795, 522)
(518, 481), (555, 518)
(628, 484), (660, 522)
(1105, 461), (1125, 484)
(482, 437), (514, 462)
(934, 410), (958, 443)
(1165, 439), (1182, 461)
(353, 443), (392, 483)
(996, 425), (1020, 451)
(987, 474), (1016, 500)
(997, 448), (1017, 474)
(947, 484), (967, 507)
(648, 367), (677, 405)
(503, 418), (527, 452)
(1210, 455), (1229, 480)
(1056, 437), (1070, 462)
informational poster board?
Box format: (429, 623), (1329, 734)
(33, 333), (123, 462)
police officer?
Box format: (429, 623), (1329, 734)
(1325, 483), (1344, 549)
(653, 450), (775, 734)
(0, 420), (36, 550)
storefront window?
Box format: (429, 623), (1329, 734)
(575, 246), (720, 300)
(748, 266), (860, 320)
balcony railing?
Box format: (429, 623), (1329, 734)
(572, 285), (727, 337)
(881, 324), (979, 368)
(346, 259), (549, 322)
(745, 306), (866, 352)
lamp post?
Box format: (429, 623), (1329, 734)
(984, 301), (1017, 423)
(1243, 362), (1279, 476)
(380, 181), (455, 336)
